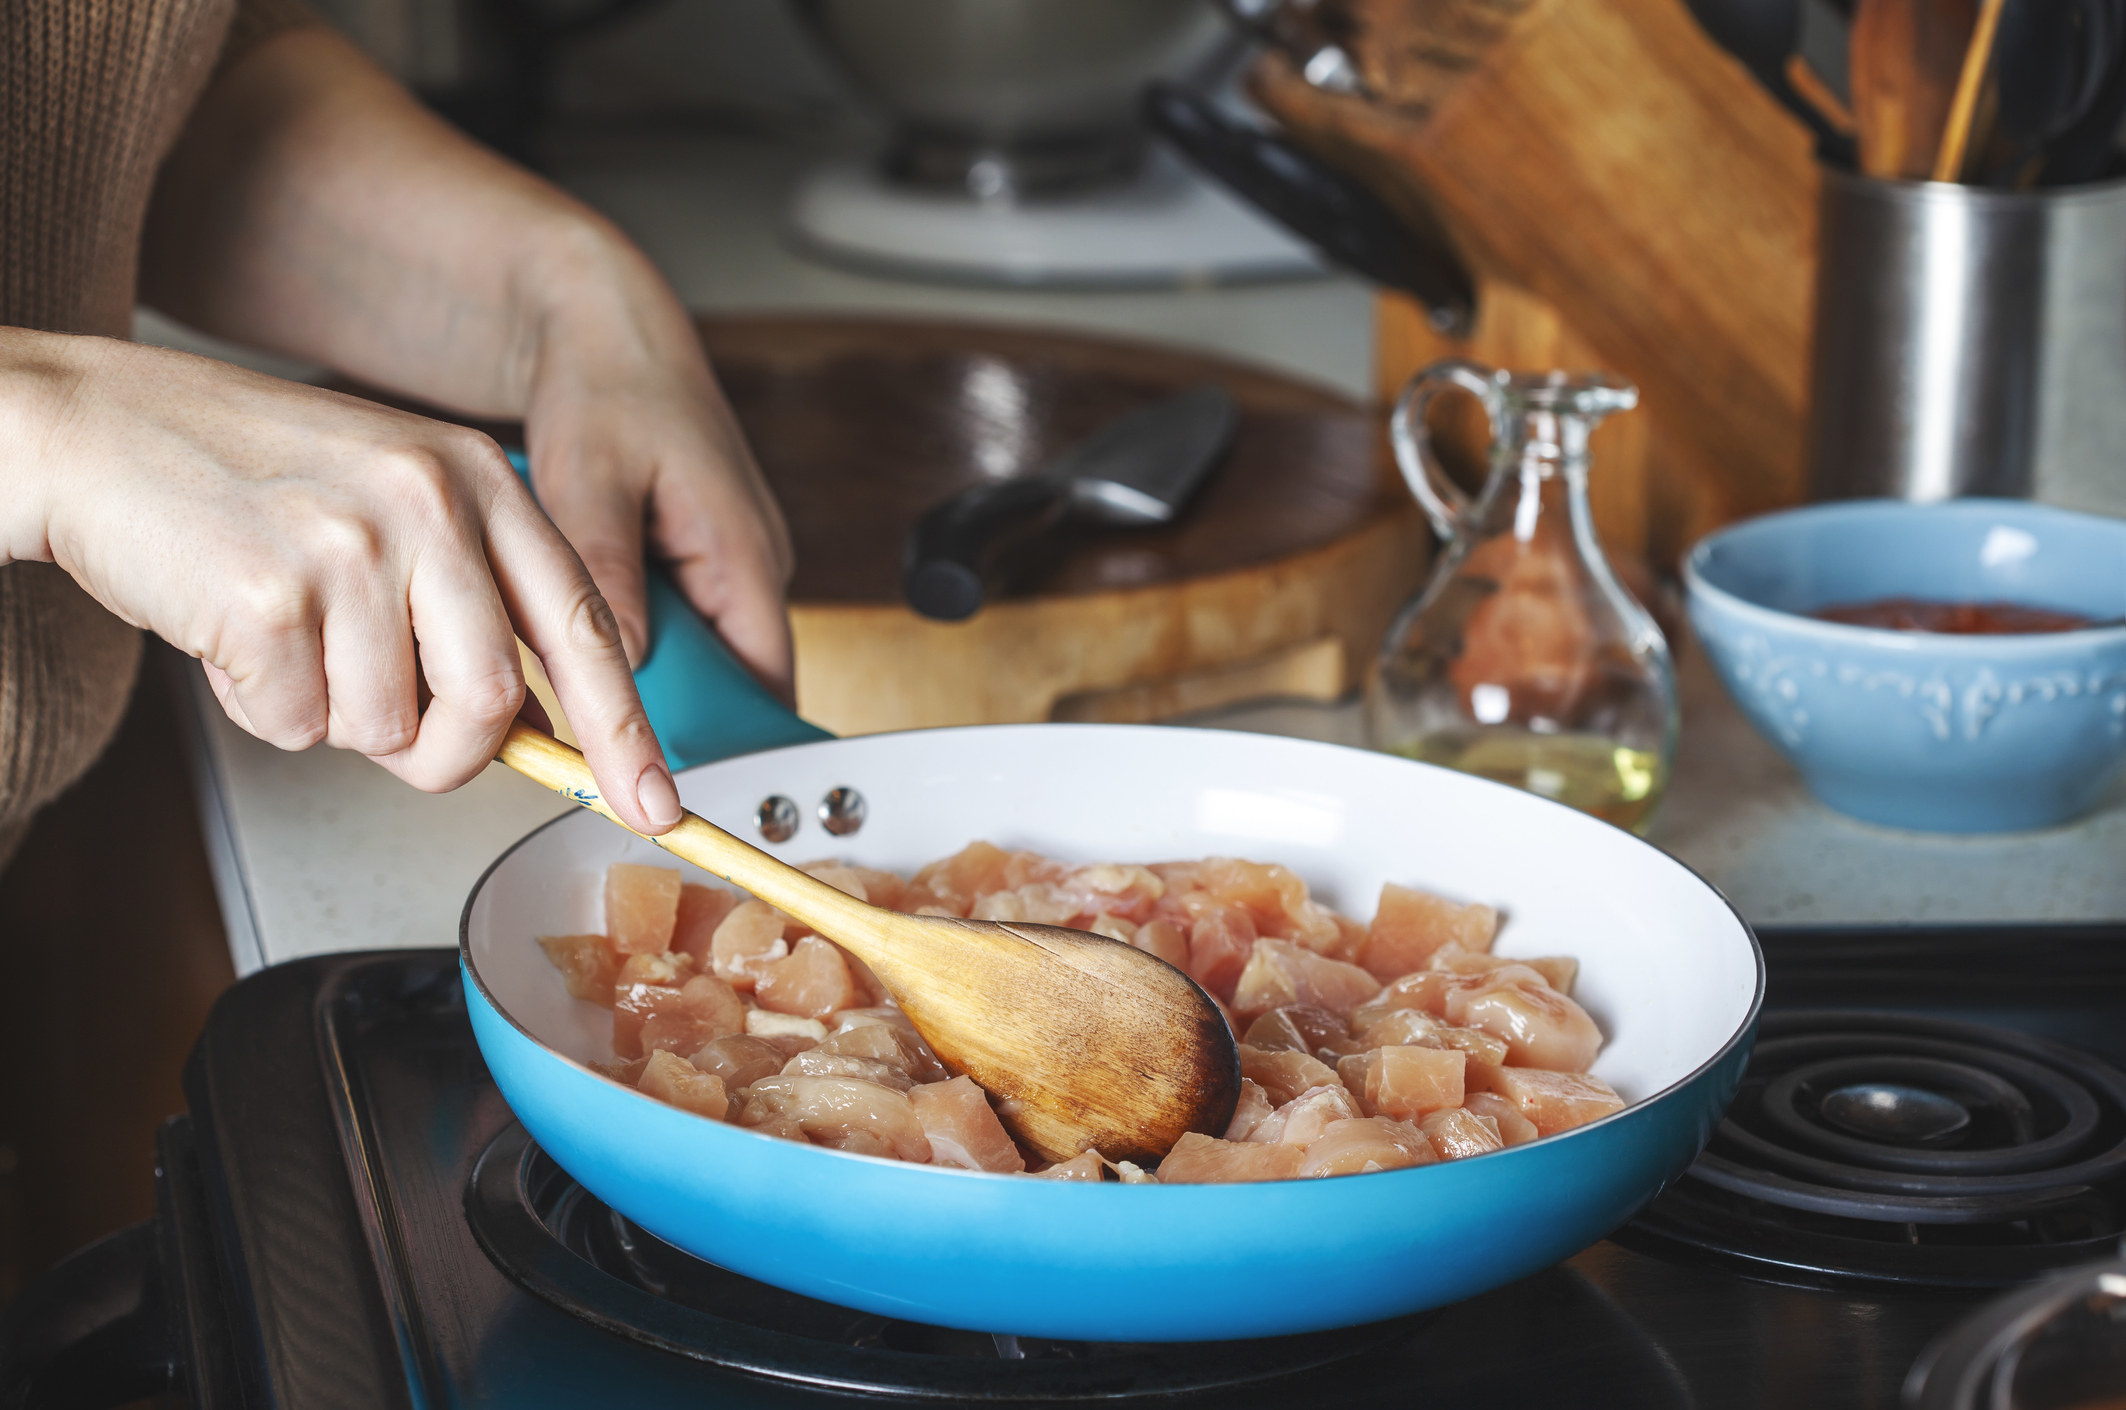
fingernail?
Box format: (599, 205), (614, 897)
(636, 761), (683, 829)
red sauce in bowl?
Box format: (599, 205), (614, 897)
(1813, 597), (2100, 634)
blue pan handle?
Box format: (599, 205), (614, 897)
(507, 450), (831, 768)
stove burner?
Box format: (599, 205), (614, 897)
(463, 1123), (1412, 1402)
(1819, 1082), (1971, 1145)
(1620, 1011), (2126, 1290)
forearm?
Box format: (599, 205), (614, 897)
(0, 327), (112, 571)
(140, 27), (690, 418)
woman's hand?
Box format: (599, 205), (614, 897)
(1, 329), (684, 835)
(513, 234), (795, 698)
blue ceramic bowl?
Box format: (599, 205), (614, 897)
(1684, 500), (2126, 833)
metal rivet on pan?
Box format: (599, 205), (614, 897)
(818, 787), (867, 837)
(756, 795), (799, 843)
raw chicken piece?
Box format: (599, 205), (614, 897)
(1296, 1118), (1438, 1178)
(1351, 971), (1457, 1029)
(746, 1011), (828, 1043)
(606, 863), (684, 955)
(816, 1022), (947, 1083)
(1444, 967), (1602, 1072)
(781, 1049), (914, 1091)
(1239, 1045), (1344, 1106)
(801, 862), (871, 902)
(1463, 1091), (1541, 1146)
(1029, 1151), (1106, 1181)
(1165, 858), (1343, 953)
(1156, 1132), (1305, 1183)
(710, 901), (789, 991)
(1224, 1079), (1274, 1140)
(1132, 918), (1190, 971)
(908, 1076), (1026, 1173)
(1063, 863), (1165, 924)
(1089, 914), (1137, 944)
(740, 1075), (933, 1161)
(1336, 1053), (1378, 1114)
(670, 885), (740, 968)
(1185, 906), (1256, 1003)
(1430, 948), (1578, 997)
(538, 934), (619, 1005)
(1230, 939), (1382, 1022)
(848, 866), (910, 912)
(831, 1005), (916, 1034)
(1243, 1004), (1350, 1056)
(594, 1056), (649, 1085)
(909, 842), (1058, 915)
(1365, 1045), (1467, 1120)
(1420, 1107), (1504, 1160)
(1249, 1085), (1362, 1147)
(1352, 1008), (1443, 1049)
(971, 883), (1080, 925)
(1475, 1068), (1625, 1135)
(1106, 1159), (1156, 1184)
(755, 936), (861, 1020)
(689, 1035), (785, 1091)
(638, 1049), (729, 1119)
(638, 974), (748, 1057)
(612, 952), (691, 1058)
(1357, 882), (1498, 982)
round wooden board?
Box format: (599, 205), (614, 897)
(332, 316), (1428, 734)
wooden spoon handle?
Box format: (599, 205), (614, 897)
(1932, 0), (2005, 181)
(496, 721), (883, 954)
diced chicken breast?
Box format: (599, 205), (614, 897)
(1358, 882), (1498, 982)
(908, 842), (1058, 916)
(1029, 1151), (1106, 1181)
(1249, 1085), (1362, 1146)
(1444, 968), (1603, 1072)
(1156, 1132), (1306, 1183)
(1172, 858), (1342, 953)
(1296, 1118), (1438, 1178)
(1243, 1004), (1350, 1057)
(1064, 863), (1166, 924)
(1239, 1045), (1344, 1106)
(1185, 907), (1256, 1003)
(1475, 1067), (1625, 1135)
(1352, 970), (1457, 1029)
(1224, 1079), (1274, 1140)
(780, 1049), (915, 1091)
(1365, 1045), (1467, 1120)
(739, 1075), (933, 1162)
(848, 866), (910, 912)
(689, 1035), (785, 1091)
(754, 936), (860, 1020)
(1353, 1008), (1443, 1049)
(710, 900), (789, 991)
(1463, 1091), (1541, 1147)
(538, 934), (619, 1005)
(746, 1010), (828, 1043)
(637, 1049), (729, 1119)
(605, 863), (684, 956)
(908, 1076), (1026, 1173)
(801, 862), (871, 903)
(1420, 1107), (1505, 1160)
(1230, 939), (1382, 1021)
(1132, 918), (1190, 971)
(639, 972), (748, 1057)
(1336, 1053), (1377, 1114)
(670, 885), (740, 968)
(612, 951), (692, 1058)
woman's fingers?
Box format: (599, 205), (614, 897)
(531, 451), (652, 669)
(202, 580), (332, 750)
(668, 546), (796, 704)
(482, 478), (679, 835)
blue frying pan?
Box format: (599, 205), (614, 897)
(467, 455), (1761, 1342)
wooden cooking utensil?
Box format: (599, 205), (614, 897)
(1932, 0), (2008, 180)
(496, 721), (1241, 1165)
(1851, 0), (1982, 179)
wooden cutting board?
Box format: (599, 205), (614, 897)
(339, 316), (1427, 736)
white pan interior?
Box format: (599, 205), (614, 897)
(467, 725), (1760, 1109)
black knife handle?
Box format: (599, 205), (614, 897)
(1142, 81), (1475, 336)
(903, 476), (1074, 622)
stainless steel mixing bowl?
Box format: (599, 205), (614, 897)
(791, 0), (1229, 195)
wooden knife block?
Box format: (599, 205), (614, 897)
(1257, 0), (1822, 568)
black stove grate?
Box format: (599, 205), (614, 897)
(1622, 1011), (2126, 1291)
(462, 1122), (1415, 1402)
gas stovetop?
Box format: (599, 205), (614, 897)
(5, 925), (2124, 1409)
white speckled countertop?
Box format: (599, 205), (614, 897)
(155, 129), (2126, 975)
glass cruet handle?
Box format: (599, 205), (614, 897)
(1387, 359), (1506, 540)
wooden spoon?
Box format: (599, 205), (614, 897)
(497, 722), (1241, 1165)
(1851, 0), (1981, 179)
(1932, 0), (2008, 181)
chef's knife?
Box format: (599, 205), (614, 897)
(902, 385), (1238, 622)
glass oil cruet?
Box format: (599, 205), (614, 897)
(1365, 360), (1679, 833)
